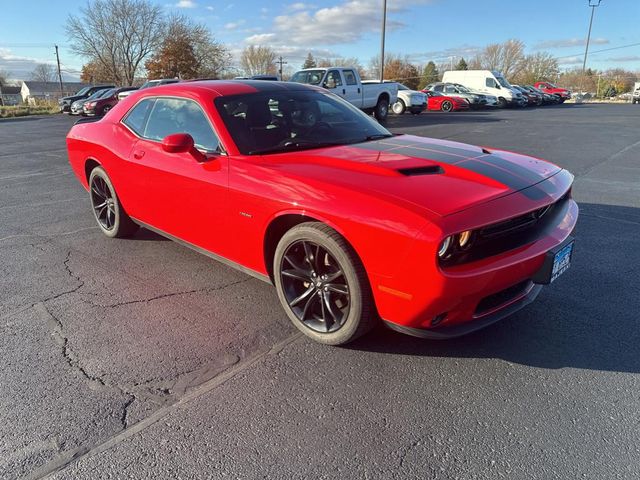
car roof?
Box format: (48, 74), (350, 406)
(145, 80), (320, 97)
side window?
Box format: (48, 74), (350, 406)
(433, 85), (443, 92)
(123, 98), (155, 136)
(144, 98), (220, 152)
(444, 85), (455, 93)
(326, 70), (343, 88)
(343, 70), (357, 86)
(486, 78), (497, 88)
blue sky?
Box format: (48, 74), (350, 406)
(1, 0), (639, 80)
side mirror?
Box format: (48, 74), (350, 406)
(161, 133), (207, 162)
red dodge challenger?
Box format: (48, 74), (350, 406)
(66, 81), (578, 345)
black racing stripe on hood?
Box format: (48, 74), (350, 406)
(456, 159), (531, 191)
(350, 139), (549, 192)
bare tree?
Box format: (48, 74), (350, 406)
(0, 69), (10, 85)
(67, 0), (164, 85)
(473, 39), (525, 78)
(240, 45), (277, 76)
(317, 57), (366, 78)
(514, 52), (559, 86)
(31, 64), (57, 83)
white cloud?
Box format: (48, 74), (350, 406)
(558, 56), (583, 66)
(0, 48), (78, 81)
(243, 0), (432, 49)
(245, 33), (277, 44)
(205, 5), (214, 10)
(534, 38), (609, 50)
(225, 19), (246, 30)
(175, 0), (196, 8)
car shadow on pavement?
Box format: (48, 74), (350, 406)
(131, 228), (170, 242)
(349, 203), (640, 374)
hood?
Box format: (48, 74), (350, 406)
(264, 135), (561, 217)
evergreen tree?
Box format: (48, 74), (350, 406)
(456, 57), (468, 70)
(302, 53), (317, 69)
(419, 61), (439, 90)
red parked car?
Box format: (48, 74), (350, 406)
(534, 82), (571, 103)
(421, 90), (469, 112)
(83, 86), (138, 117)
(66, 81), (578, 345)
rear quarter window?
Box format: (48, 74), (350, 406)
(122, 99), (155, 136)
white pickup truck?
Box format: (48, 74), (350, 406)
(290, 67), (398, 122)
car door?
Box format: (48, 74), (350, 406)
(121, 96), (230, 256)
(341, 69), (362, 107)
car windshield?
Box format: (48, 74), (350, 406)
(496, 75), (512, 89)
(214, 89), (392, 155)
(97, 88), (115, 99)
(289, 70), (326, 86)
(85, 89), (107, 101)
(75, 86), (92, 96)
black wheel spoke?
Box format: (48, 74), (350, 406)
(281, 269), (310, 282)
(301, 292), (319, 321)
(91, 176), (116, 231)
(302, 241), (315, 272)
(326, 283), (348, 295)
(290, 285), (315, 308)
(324, 270), (343, 283)
(322, 291), (341, 327)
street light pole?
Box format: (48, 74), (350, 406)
(580, 0), (602, 94)
(380, 0), (387, 82)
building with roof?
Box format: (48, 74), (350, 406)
(0, 84), (22, 106)
(20, 81), (88, 104)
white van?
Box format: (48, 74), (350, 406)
(442, 70), (523, 108)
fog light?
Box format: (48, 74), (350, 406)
(438, 236), (452, 258)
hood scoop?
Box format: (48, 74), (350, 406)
(396, 165), (444, 176)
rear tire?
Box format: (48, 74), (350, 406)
(441, 100), (453, 112)
(273, 222), (375, 345)
(89, 166), (138, 238)
(374, 96), (389, 122)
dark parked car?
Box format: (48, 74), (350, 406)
(83, 86), (138, 117)
(70, 87), (115, 115)
(58, 85), (114, 113)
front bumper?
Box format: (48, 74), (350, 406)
(384, 282), (542, 339)
(374, 170), (578, 338)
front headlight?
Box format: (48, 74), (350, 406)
(438, 236), (452, 258)
(457, 230), (472, 248)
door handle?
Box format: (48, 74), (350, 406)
(133, 150), (145, 159)
(342, 88), (346, 95)
(358, 88), (361, 94)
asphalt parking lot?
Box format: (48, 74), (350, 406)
(1, 104), (639, 479)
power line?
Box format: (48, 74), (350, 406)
(556, 42), (640, 60)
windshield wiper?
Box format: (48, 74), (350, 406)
(354, 134), (394, 143)
(248, 140), (345, 155)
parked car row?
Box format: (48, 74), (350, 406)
(60, 78), (180, 117)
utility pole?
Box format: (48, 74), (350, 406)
(54, 45), (64, 97)
(580, 0), (602, 97)
(276, 56), (287, 80)
(380, 0), (387, 82)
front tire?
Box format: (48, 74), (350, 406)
(497, 97), (507, 108)
(374, 96), (389, 122)
(274, 222), (375, 345)
(392, 99), (406, 115)
(89, 166), (138, 238)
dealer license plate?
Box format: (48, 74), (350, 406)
(550, 242), (573, 283)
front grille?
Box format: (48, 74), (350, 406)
(475, 280), (532, 316)
(440, 189), (571, 267)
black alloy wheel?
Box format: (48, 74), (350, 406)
(441, 100), (453, 112)
(89, 166), (138, 238)
(280, 239), (350, 333)
(91, 175), (117, 231)
(274, 222), (375, 345)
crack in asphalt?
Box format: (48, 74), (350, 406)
(77, 277), (253, 309)
(28, 332), (302, 480)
